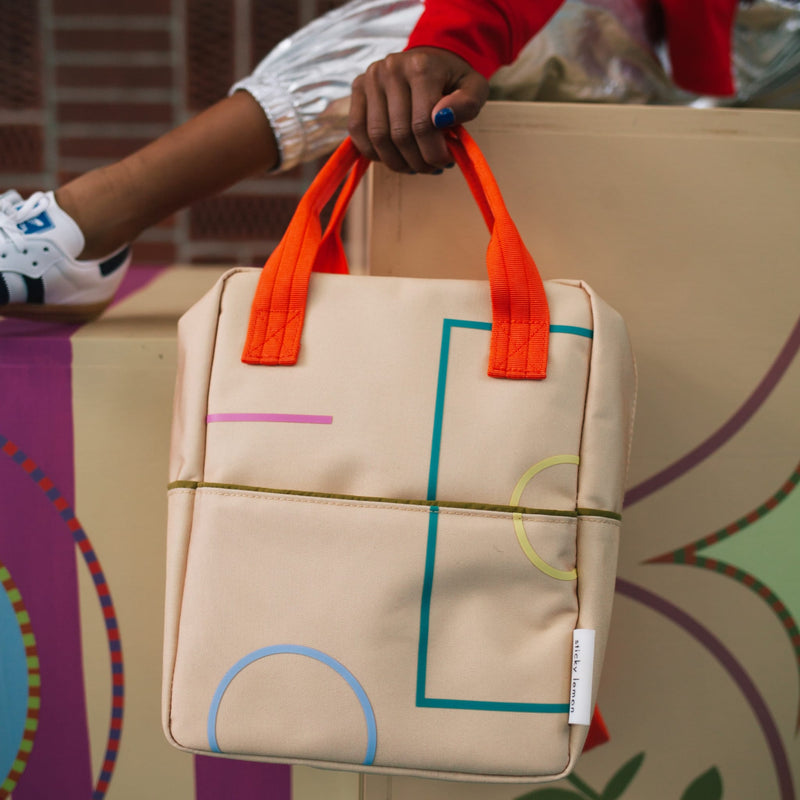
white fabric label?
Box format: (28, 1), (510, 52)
(568, 629), (596, 725)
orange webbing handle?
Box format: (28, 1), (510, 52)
(314, 153), (370, 275)
(242, 127), (549, 379)
(241, 138), (365, 365)
(446, 128), (549, 378)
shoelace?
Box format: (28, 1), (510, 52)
(0, 191), (23, 217)
(0, 192), (52, 256)
(0, 191), (49, 224)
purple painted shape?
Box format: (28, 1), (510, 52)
(0, 318), (80, 346)
(194, 756), (291, 800)
(616, 578), (794, 800)
(207, 413), (333, 425)
(624, 313), (800, 508)
(1, 264), (288, 799)
(0, 263), (168, 797)
(0, 320), (93, 798)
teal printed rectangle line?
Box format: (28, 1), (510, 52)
(426, 323), (453, 501)
(438, 320), (594, 338)
(427, 320), (492, 501)
(550, 324), (593, 338)
(445, 319), (491, 332)
(415, 506), (439, 707)
(416, 505), (568, 714)
(419, 698), (570, 713)
(418, 317), (592, 715)
(426, 318), (593, 501)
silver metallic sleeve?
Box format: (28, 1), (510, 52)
(231, 0), (424, 173)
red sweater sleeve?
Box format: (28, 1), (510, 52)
(405, 0), (565, 79)
(406, 0), (738, 96)
(661, 0), (738, 96)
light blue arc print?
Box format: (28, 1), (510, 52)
(207, 644), (378, 765)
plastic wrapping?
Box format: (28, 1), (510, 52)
(720, 0), (800, 108)
(489, 0), (676, 105)
(491, 0), (800, 108)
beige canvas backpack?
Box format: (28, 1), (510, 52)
(162, 128), (636, 782)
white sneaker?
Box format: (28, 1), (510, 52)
(0, 191), (131, 323)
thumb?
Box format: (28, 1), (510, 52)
(431, 71), (490, 129)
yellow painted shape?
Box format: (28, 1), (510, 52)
(510, 455), (580, 581)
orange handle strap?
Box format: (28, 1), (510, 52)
(447, 127), (550, 379)
(242, 127), (549, 379)
(313, 152), (370, 275)
(241, 138), (363, 365)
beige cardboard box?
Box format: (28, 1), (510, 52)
(3, 100), (797, 800)
(360, 102), (800, 800)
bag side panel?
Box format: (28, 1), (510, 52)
(553, 280), (633, 773)
(162, 487), (198, 745)
(170, 268), (249, 483)
(575, 282), (637, 515)
(563, 515), (621, 774)
(165, 268), (251, 740)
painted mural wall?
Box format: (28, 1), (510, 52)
(2, 101), (799, 799)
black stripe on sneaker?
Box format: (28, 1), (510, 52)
(99, 247), (130, 277)
(0, 274), (8, 305)
(23, 276), (44, 304)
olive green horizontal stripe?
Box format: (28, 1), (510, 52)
(576, 507), (623, 520)
(168, 480), (621, 521)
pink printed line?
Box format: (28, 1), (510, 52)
(206, 413), (333, 424)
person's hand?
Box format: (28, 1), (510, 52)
(348, 47), (489, 173)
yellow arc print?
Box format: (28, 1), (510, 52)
(510, 455), (580, 581)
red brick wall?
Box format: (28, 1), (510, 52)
(0, 0), (346, 266)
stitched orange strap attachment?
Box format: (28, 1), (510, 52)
(242, 127), (549, 379)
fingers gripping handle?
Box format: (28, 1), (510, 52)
(242, 127), (549, 379)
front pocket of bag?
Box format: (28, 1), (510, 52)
(168, 486), (579, 777)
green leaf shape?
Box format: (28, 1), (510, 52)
(513, 789), (587, 800)
(680, 767), (723, 800)
(600, 752), (645, 800)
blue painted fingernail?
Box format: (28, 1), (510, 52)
(445, 162), (455, 169)
(434, 107), (455, 129)
(432, 169), (444, 175)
